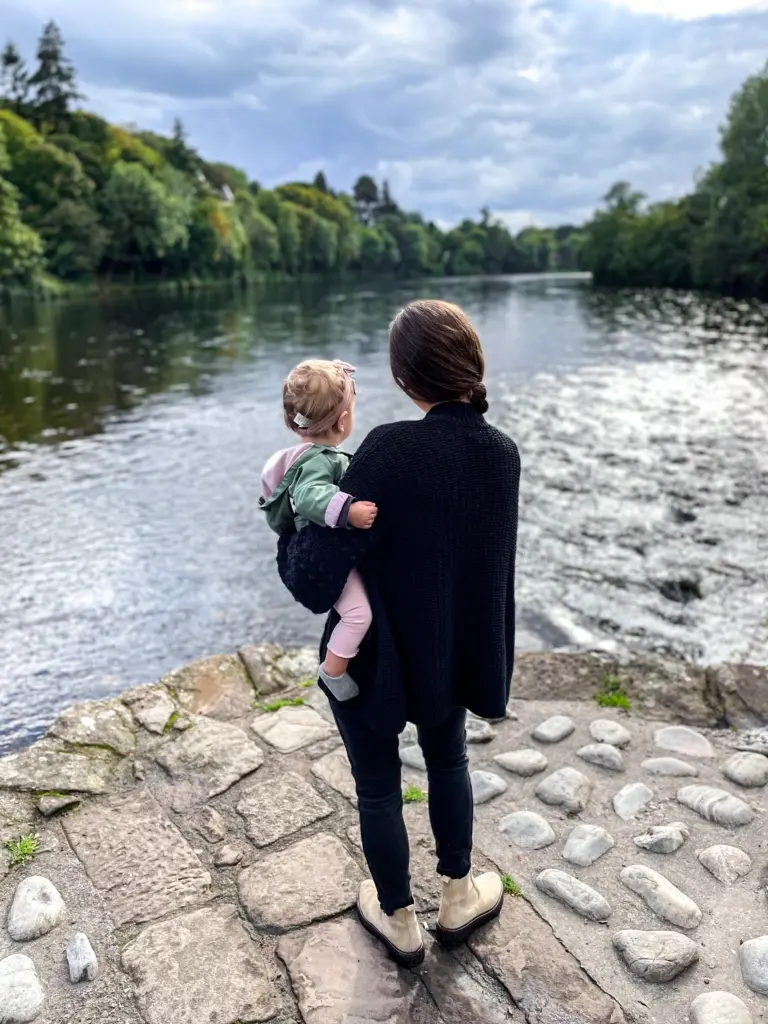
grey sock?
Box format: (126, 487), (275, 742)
(319, 667), (360, 702)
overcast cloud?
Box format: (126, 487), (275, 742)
(3, 0), (768, 228)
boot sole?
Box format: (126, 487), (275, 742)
(434, 890), (504, 949)
(356, 900), (426, 968)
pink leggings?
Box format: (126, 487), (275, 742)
(327, 569), (372, 660)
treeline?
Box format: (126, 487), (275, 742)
(0, 22), (585, 289)
(584, 61), (768, 298)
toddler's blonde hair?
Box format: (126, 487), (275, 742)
(283, 359), (350, 436)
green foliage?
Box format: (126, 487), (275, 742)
(0, 124), (44, 282)
(594, 675), (631, 712)
(4, 833), (40, 868)
(38, 199), (107, 279)
(28, 21), (81, 132)
(402, 784), (427, 804)
(501, 874), (521, 896)
(259, 697), (306, 712)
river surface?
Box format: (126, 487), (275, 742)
(1, 276), (767, 753)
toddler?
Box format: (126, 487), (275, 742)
(260, 359), (377, 701)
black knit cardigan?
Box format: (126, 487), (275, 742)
(277, 401), (521, 734)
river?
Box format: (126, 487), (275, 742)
(1, 275), (767, 754)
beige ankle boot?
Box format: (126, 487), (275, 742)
(357, 880), (425, 967)
(435, 871), (504, 947)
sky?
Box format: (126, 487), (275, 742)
(3, 0), (768, 230)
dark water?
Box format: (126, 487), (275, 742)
(1, 276), (767, 754)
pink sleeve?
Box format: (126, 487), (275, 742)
(325, 491), (352, 528)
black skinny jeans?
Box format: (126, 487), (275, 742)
(332, 702), (474, 915)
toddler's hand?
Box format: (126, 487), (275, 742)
(348, 501), (378, 530)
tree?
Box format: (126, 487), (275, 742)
(312, 170), (328, 193)
(353, 174), (379, 223)
(38, 199), (107, 279)
(1, 43), (30, 115)
(167, 117), (199, 176)
(28, 21), (81, 130)
(0, 124), (44, 281)
(100, 161), (189, 273)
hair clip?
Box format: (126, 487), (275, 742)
(293, 412), (313, 428)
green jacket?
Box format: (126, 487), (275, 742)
(260, 444), (351, 535)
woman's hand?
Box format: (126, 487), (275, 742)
(348, 501), (378, 530)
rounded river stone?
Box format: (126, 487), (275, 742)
(633, 822), (689, 855)
(690, 991), (754, 1024)
(577, 743), (623, 772)
(535, 767), (591, 813)
(399, 745), (426, 771)
(641, 757), (698, 777)
(739, 935), (768, 995)
(493, 749), (548, 777)
(612, 782), (653, 820)
(697, 844), (752, 885)
(499, 811), (556, 850)
(0, 954), (45, 1024)
(589, 719), (631, 748)
(612, 930), (699, 983)
(620, 864), (702, 930)
(7, 876), (66, 942)
(676, 785), (754, 827)
(67, 932), (98, 983)
(465, 717), (496, 744)
(562, 823), (614, 867)
(654, 726), (714, 759)
(535, 869), (611, 922)
(470, 771), (508, 805)
(722, 752), (768, 789)
(531, 716), (575, 744)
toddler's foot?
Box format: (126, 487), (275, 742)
(319, 665), (360, 701)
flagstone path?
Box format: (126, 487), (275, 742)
(0, 646), (766, 1024)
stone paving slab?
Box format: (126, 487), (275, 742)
(238, 833), (364, 930)
(0, 742), (116, 795)
(122, 904), (280, 1024)
(162, 654), (256, 720)
(236, 770), (333, 846)
(63, 789), (212, 926)
(251, 704), (334, 752)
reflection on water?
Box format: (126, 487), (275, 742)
(1, 276), (767, 753)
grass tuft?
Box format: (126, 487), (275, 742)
(501, 873), (521, 897)
(402, 785), (427, 804)
(594, 674), (631, 712)
(4, 833), (40, 868)
(297, 679), (316, 689)
(163, 711), (180, 733)
(259, 697), (305, 713)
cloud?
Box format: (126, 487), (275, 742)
(3, 0), (767, 227)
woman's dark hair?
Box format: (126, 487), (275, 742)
(388, 299), (488, 413)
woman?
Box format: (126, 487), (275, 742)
(277, 299), (520, 967)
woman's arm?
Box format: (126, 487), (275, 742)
(277, 425), (395, 613)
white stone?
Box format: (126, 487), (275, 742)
(633, 822), (690, 855)
(654, 726), (714, 759)
(620, 865), (702, 930)
(122, 684), (176, 735)
(0, 954), (45, 1023)
(531, 716), (575, 743)
(535, 869), (611, 922)
(499, 811), (556, 850)
(739, 936), (768, 996)
(698, 845), (752, 885)
(470, 771), (508, 805)
(250, 704), (333, 752)
(400, 746), (426, 771)
(562, 824), (615, 867)
(7, 876), (66, 942)
(589, 719), (631, 748)
(722, 752), (768, 789)
(612, 782), (653, 820)
(535, 767), (591, 813)
(37, 794), (79, 817)
(612, 930), (698, 983)
(399, 723), (418, 746)
(214, 844), (243, 868)
(67, 933), (98, 983)
(576, 743), (623, 772)
(690, 991), (754, 1024)
(466, 717), (496, 743)
(493, 749), (548, 776)
(677, 785), (754, 827)
(641, 757), (698, 777)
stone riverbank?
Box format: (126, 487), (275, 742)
(1, 647), (767, 1023)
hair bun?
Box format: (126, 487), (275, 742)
(470, 382), (489, 414)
